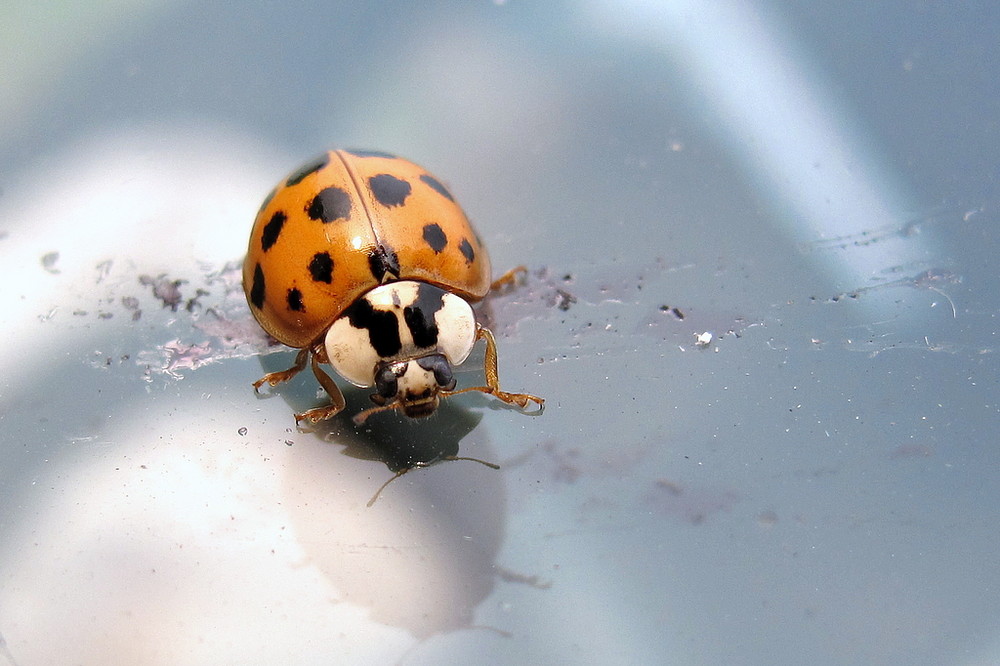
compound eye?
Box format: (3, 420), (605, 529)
(416, 354), (456, 391)
(372, 364), (399, 405)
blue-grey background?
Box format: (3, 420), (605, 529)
(2, 2), (998, 664)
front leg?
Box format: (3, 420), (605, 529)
(295, 347), (347, 423)
(444, 325), (544, 413)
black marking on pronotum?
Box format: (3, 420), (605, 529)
(344, 297), (402, 358)
(346, 149), (398, 159)
(261, 211), (286, 252)
(308, 251), (333, 283)
(369, 174), (411, 207)
(404, 284), (445, 349)
(422, 223), (448, 253)
(458, 238), (475, 264)
(307, 186), (352, 223)
(368, 244), (400, 282)
(419, 173), (454, 201)
(286, 153), (330, 187)
(286, 287), (305, 312)
(250, 263), (266, 310)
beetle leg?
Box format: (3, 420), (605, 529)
(489, 265), (528, 292)
(295, 351), (347, 423)
(253, 347), (309, 390)
(444, 325), (544, 413)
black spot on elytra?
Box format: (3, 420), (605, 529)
(346, 149), (398, 159)
(368, 244), (400, 282)
(345, 298), (402, 358)
(308, 251), (333, 283)
(286, 153), (330, 186)
(419, 174), (454, 201)
(307, 186), (352, 223)
(261, 211), (286, 252)
(459, 238), (475, 264)
(369, 174), (411, 207)
(250, 264), (266, 310)
(404, 284), (445, 348)
(422, 223), (448, 253)
(286, 287), (304, 312)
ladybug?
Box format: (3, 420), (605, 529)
(243, 149), (544, 424)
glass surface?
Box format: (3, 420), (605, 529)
(2, 2), (998, 664)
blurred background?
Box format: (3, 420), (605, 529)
(2, 1), (999, 664)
